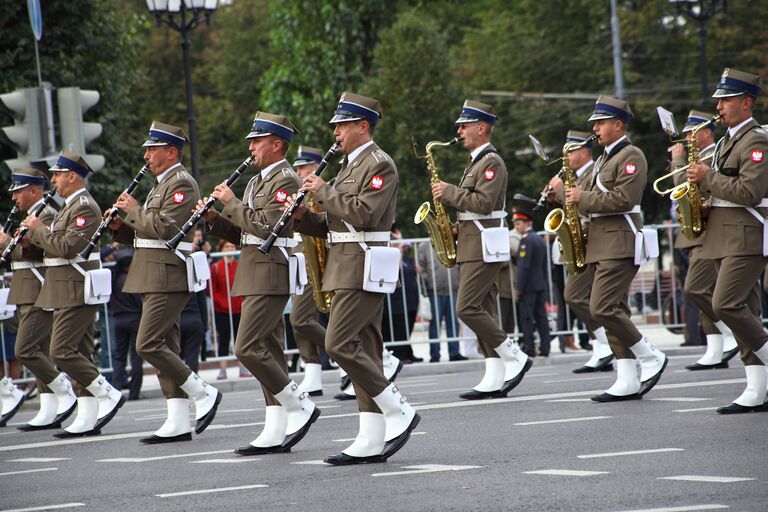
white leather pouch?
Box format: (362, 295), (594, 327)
(0, 288), (16, 320)
(290, 253), (308, 295)
(186, 251), (211, 293)
(634, 228), (659, 266)
(481, 227), (511, 263)
(363, 246), (401, 294)
(83, 269), (112, 305)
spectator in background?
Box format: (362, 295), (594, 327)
(514, 208), (551, 357)
(417, 241), (466, 363)
(109, 248), (144, 400)
(383, 226), (422, 364)
(95, 246), (118, 383)
(179, 228), (209, 373)
(209, 240), (245, 380)
(497, 228), (522, 341)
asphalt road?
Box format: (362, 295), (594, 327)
(0, 353), (765, 512)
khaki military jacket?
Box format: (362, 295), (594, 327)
(209, 160), (301, 296)
(114, 163), (200, 294)
(298, 142), (398, 291)
(30, 190), (101, 309)
(441, 144), (508, 263)
(699, 119), (768, 259)
(6, 200), (55, 305)
(578, 139), (646, 264)
(672, 144), (716, 250)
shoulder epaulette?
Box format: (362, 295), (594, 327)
(79, 196), (89, 205)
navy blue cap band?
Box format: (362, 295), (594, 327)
(566, 136), (593, 147)
(459, 106), (496, 124)
(296, 150), (322, 163)
(593, 102), (630, 122)
(250, 119), (294, 141)
(11, 175), (46, 187)
(334, 101), (380, 125)
(719, 76), (762, 97)
(56, 156), (90, 178)
(148, 128), (186, 148)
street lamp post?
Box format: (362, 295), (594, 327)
(146, 0), (219, 182)
(669, 0), (728, 107)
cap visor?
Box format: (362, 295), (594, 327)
(244, 131), (271, 140)
(455, 116), (480, 124)
(293, 158), (314, 167)
(329, 114), (363, 124)
(142, 140), (170, 147)
(712, 89), (744, 98)
(8, 183), (29, 192)
(588, 113), (615, 122)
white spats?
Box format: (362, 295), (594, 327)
(696, 334), (725, 366)
(605, 359), (641, 396)
(342, 412), (385, 457)
(153, 399), (192, 438)
(0, 377), (24, 418)
(249, 405), (287, 448)
(86, 375), (123, 422)
(630, 337), (667, 383)
(733, 365), (768, 407)
(372, 383), (416, 442)
(276, 381), (316, 436)
(473, 358), (504, 392)
(47, 374), (77, 416)
(297, 363), (323, 394)
(495, 338), (529, 381)
(753, 341), (768, 365)
(63, 397), (99, 434)
(27, 393), (59, 427)
(180, 373), (219, 421)
(383, 350), (402, 381)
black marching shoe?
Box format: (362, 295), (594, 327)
(459, 389), (502, 400)
(306, 390), (323, 397)
(721, 347), (740, 363)
(51, 401), (78, 427)
(53, 428), (101, 439)
(716, 402), (768, 414)
(93, 395), (127, 432)
(449, 354), (469, 362)
(139, 433), (192, 444)
(324, 452), (386, 466)
(280, 407), (321, 450)
(593, 355), (615, 372)
(0, 394), (25, 427)
(573, 362), (614, 374)
(639, 358), (668, 396)
(18, 420), (64, 432)
(340, 375), (352, 391)
(195, 392), (223, 435)
(334, 392), (356, 401)
(591, 392), (642, 402)
(235, 443), (291, 456)
(381, 413), (420, 459)
(685, 361), (728, 371)
(497, 358), (534, 397)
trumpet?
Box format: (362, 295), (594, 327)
(79, 164), (150, 259)
(652, 152), (714, 195)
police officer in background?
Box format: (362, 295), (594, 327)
(110, 122), (221, 443)
(23, 151), (124, 438)
(565, 97), (667, 402)
(1, 169), (77, 431)
(432, 100), (532, 401)
(671, 110), (740, 371)
(201, 112), (319, 455)
(290, 91), (418, 465)
(686, 68), (768, 413)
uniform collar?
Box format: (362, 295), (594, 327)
(470, 142), (492, 162)
(604, 135), (627, 156)
(701, 142), (716, 154)
(64, 188), (87, 206)
(347, 140), (375, 167)
(575, 160), (594, 178)
(260, 159), (288, 180)
(157, 162), (183, 184)
(28, 196), (46, 212)
(728, 117), (754, 138)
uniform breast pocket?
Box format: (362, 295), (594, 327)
(146, 196), (163, 210)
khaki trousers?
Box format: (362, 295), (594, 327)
(235, 294), (291, 406)
(136, 292), (191, 399)
(50, 305), (97, 397)
(325, 289), (389, 413)
(13, 305), (55, 392)
(289, 282), (326, 365)
(588, 258), (642, 359)
(563, 263), (601, 333)
(456, 261), (505, 358)
(683, 246), (719, 335)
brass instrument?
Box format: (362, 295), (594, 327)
(543, 135), (597, 275)
(413, 137), (461, 268)
(301, 192), (333, 314)
(652, 153), (714, 194)
(655, 114), (720, 240)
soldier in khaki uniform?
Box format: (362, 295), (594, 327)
(432, 100), (532, 400)
(548, 131), (614, 374)
(291, 92), (418, 465)
(1, 170), (78, 431)
(109, 122), (221, 443)
(670, 111), (741, 371)
(201, 113), (319, 455)
(22, 151), (124, 438)
(290, 146), (329, 396)
(566, 97), (667, 402)
(687, 68), (768, 414)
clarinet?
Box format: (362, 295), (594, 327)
(2, 205), (20, 234)
(0, 190), (56, 268)
(258, 142), (341, 254)
(166, 156), (254, 251)
(79, 164), (150, 260)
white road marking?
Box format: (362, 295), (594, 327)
(190, 458), (261, 464)
(514, 416), (611, 426)
(659, 475), (755, 483)
(97, 449), (233, 463)
(614, 505), (729, 512)
(7, 458), (69, 462)
(523, 469), (608, 476)
(291, 460), (328, 465)
(0, 503), (85, 512)
(125, 407), (166, 414)
(578, 448), (684, 459)
(371, 464), (482, 477)
(0, 467), (57, 476)
(544, 376), (612, 384)
(674, 407), (718, 413)
(546, 399), (593, 402)
(647, 398), (709, 402)
(156, 483), (268, 498)
(333, 431), (425, 443)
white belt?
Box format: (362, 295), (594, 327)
(134, 237), (193, 252)
(11, 261), (44, 270)
(44, 254), (100, 267)
(241, 233), (298, 248)
(710, 198), (768, 208)
(457, 210), (508, 221)
(590, 205), (641, 219)
(327, 231), (390, 244)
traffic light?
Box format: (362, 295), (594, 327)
(0, 86), (55, 169)
(57, 87), (104, 172)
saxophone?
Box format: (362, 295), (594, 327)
(301, 192), (333, 314)
(544, 136), (596, 275)
(670, 114), (720, 240)
(413, 137), (461, 268)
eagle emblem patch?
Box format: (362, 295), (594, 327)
(370, 176), (384, 190)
